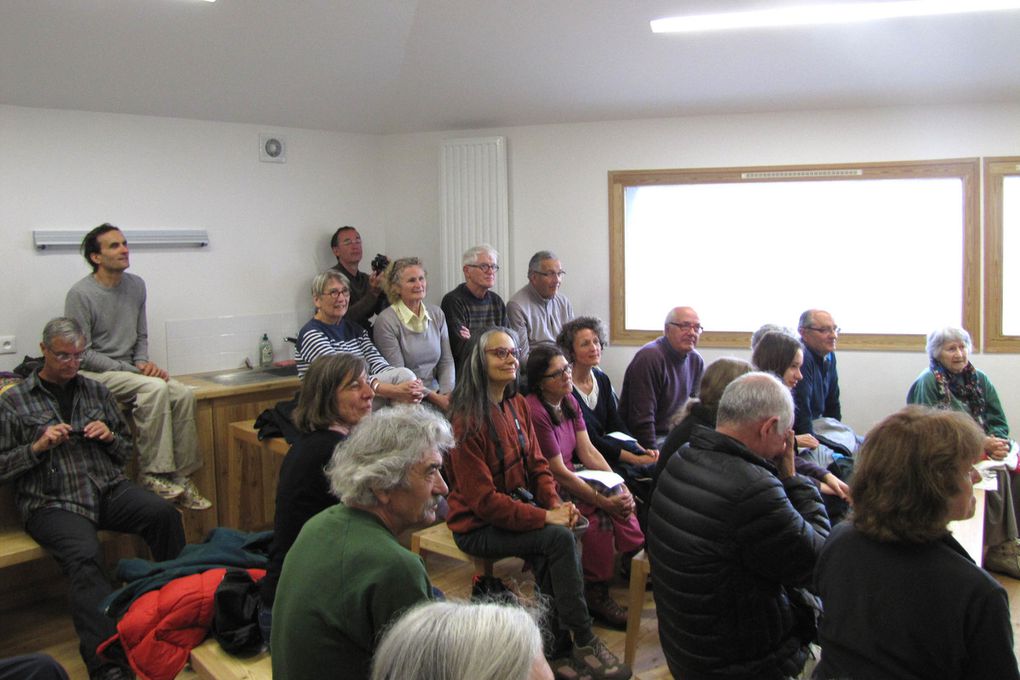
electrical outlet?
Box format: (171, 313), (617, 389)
(0, 335), (15, 355)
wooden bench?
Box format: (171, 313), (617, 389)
(190, 638), (271, 680)
(410, 522), (496, 576)
(624, 548), (651, 667)
(222, 420), (290, 531)
(0, 484), (139, 569)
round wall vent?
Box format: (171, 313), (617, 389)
(259, 134), (287, 163)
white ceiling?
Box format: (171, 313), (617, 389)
(3, 0), (1020, 135)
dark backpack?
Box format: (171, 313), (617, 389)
(211, 569), (264, 656)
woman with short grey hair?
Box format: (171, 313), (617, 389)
(370, 601), (552, 680)
(908, 325), (1020, 577)
(296, 269), (426, 405)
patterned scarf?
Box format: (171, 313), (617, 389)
(929, 356), (988, 431)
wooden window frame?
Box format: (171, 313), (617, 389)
(608, 158), (980, 351)
(983, 156), (1020, 352)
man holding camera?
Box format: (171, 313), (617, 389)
(330, 225), (389, 330)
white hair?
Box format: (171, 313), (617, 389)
(462, 244), (498, 266)
(371, 601), (543, 680)
(326, 405), (454, 506)
(926, 326), (972, 362)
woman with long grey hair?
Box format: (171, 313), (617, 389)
(444, 327), (631, 680)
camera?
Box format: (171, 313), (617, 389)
(510, 487), (536, 506)
(370, 253), (390, 275)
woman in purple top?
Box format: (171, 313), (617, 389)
(525, 344), (644, 629)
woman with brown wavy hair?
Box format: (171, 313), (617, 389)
(813, 406), (1019, 680)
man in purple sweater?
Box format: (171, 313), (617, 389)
(619, 307), (705, 449)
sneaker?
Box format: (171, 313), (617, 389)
(140, 473), (184, 500)
(549, 655), (594, 680)
(174, 476), (212, 511)
(572, 636), (631, 680)
(985, 541), (1020, 579)
(585, 582), (628, 630)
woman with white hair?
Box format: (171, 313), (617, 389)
(908, 326), (1020, 578)
(371, 601), (553, 680)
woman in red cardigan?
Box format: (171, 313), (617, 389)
(444, 327), (631, 680)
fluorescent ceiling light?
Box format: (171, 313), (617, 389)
(651, 0), (1020, 33)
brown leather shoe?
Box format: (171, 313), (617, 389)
(585, 582), (628, 630)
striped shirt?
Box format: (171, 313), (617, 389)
(0, 370), (131, 523)
(295, 317), (391, 379)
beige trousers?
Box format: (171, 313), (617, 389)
(81, 370), (202, 477)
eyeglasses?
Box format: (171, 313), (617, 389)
(532, 270), (566, 279)
(322, 288), (350, 299)
(543, 364), (572, 380)
(340, 237), (362, 246)
(668, 321), (704, 334)
(49, 349), (85, 364)
(484, 347), (520, 360)
(467, 263), (499, 273)
(804, 326), (840, 335)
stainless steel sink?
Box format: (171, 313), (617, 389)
(204, 364), (298, 386)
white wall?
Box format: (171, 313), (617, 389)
(4, 102), (1018, 436)
(381, 102), (1020, 435)
(0, 105), (385, 373)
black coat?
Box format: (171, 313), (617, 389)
(648, 426), (830, 680)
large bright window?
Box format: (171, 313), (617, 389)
(984, 157), (1020, 351)
(609, 160), (979, 350)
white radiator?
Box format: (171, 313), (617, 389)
(439, 136), (510, 300)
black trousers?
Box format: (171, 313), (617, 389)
(454, 523), (592, 653)
(25, 481), (185, 675)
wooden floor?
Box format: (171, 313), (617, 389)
(3, 553), (1019, 680)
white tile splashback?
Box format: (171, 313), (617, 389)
(165, 312), (299, 375)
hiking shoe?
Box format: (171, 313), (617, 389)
(586, 583), (628, 630)
(985, 540), (1020, 579)
(572, 636), (631, 680)
(141, 473), (184, 500)
(174, 476), (212, 510)
(549, 655), (594, 680)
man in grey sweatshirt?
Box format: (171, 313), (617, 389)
(64, 223), (210, 510)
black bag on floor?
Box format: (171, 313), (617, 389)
(212, 569), (263, 656)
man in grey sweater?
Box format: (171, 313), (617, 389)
(64, 223), (210, 509)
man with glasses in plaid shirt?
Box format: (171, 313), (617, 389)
(441, 244), (509, 366)
(0, 317), (184, 680)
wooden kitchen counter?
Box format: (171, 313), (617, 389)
(175, 370), (299, 542)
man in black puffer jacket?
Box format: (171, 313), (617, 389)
(649, 372), (830, 680)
